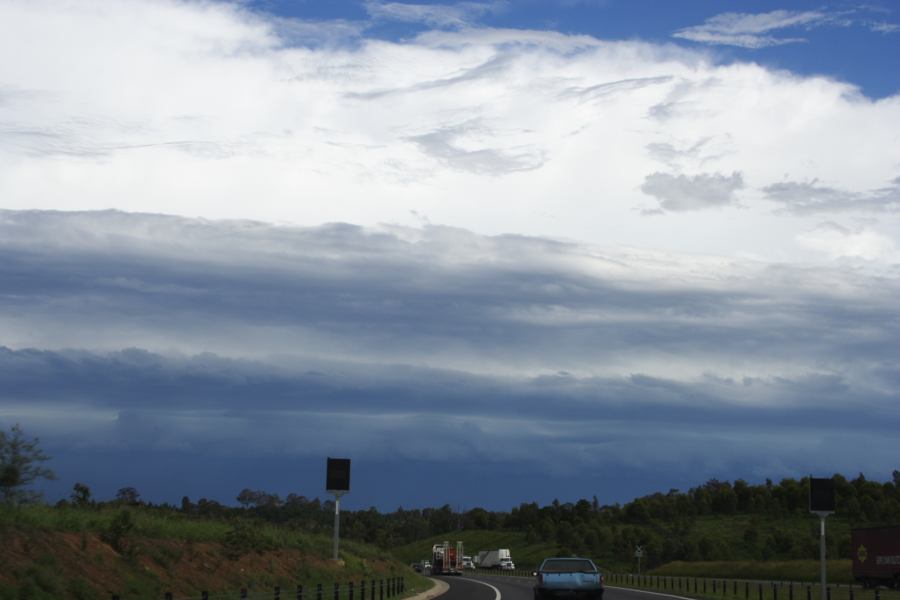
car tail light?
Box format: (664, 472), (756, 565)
(600, 575), (605, 585)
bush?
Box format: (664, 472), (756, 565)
(102, 509), (135, 554)
(223, 520), (275, 560)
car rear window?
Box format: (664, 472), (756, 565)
(541, 559), (596, 573)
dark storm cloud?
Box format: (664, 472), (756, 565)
(1, 209), (899, 506)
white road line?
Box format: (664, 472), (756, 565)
(608, 585), (696, 600)
(467, 578), (502, 600)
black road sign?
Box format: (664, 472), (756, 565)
(326, 457), (351, 492)
(809, 477), (835, 512)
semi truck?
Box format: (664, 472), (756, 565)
(477, 548), (514, 569)
(852, 525), (900, 588)
(432, 541), (464, 576)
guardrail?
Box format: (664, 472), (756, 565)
(107, 577), (408, 600)
(605, 574), (900, 600)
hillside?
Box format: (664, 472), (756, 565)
(391, 513), (859, 574)
(0, 504), (429, 600)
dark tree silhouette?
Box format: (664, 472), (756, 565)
(0, 424), (56, 504)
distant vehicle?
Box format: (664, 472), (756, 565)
(432, 541), (464, 576)
(852, 525), (900, 588)
(463, 555), (475, 570)
(410, 562), (422, 573)
(533, 557), (604, 600)
(500, 558), (515, 570)
(478, 548), (513, 569)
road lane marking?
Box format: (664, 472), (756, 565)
(467, 578), (502, 600)
(608, 586), (695, 600)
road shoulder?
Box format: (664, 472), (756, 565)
(407, 577), (450, 600)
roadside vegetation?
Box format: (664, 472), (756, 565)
(3, 423), (900, 595)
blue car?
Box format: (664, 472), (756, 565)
(533, 557), (604, 600)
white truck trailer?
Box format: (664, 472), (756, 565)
(477, 548), (514, 569)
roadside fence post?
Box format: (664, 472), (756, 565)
(112, 595), (119, 600)
(875, 588), (881, 600)
(276, 585), (282, 600)
(370, 580), (374, 600)
(807, 585), (812, 600)
(360, 580), (365, 600)
(705, 579), (708, 594)
(166, 592), (173, 600)
(715, 580), (718, 594)
(849, 587), (854, 600)
(790, 583), (793, 600)
(826, 587), (831, 600)
(379, 579), (384, 600)
(297, 585), (303, 600)
(774, 582), (778, 600)
(316, 584), (322, 600)
(746, 582), (750, 599)
(203, 591), (209, 600)
(759, 583), (763, 600)
(333, 583), (339, 600)
(241, 589), (248, 600)
(348, 582), (354, 600)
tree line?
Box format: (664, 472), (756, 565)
(3, 424), (900, 567)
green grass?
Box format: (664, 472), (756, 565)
(607, 573), (900, 600)
(0, 504), (433, 600)
(651, 561), (853, 584)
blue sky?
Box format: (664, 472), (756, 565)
(253, 0), (900, 98)
(0, 0), (898, 511)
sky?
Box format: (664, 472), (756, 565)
(0, 0), (899, 511)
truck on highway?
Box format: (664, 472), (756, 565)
(477, 548), (514, 569)
(852, 525), (900, 588)
(432, 541), (464, 576)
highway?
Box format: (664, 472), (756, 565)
(435, 574), (694, 600)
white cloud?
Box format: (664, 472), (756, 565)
(796, 221), (898, 261)
(640, 171), (744, 212)
(364, 1), (504, 28)
(673, 10), (826, 48)
(0, 0), (899, 264)
(764, 178), (900, 214)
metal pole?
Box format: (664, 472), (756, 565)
(333, 493), (342, 560)
(820, 515), (827, 600)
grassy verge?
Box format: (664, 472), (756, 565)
(651, 562), (854, 584)
(0, 504), (431, 600)
(607, 574), (900, 600)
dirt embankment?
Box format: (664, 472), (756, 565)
(0, 529), (401, 600)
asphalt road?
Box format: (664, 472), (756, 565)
(436, 574), (695, 600)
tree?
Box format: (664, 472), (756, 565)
(115, 486), (141, 505)
(71, 482), (92, 506)
(0, 424), (56, 504)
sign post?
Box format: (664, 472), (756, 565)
(809, 477), (835, 600)
(634, 545), (644, 575)
(326, 458), (351, 561)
